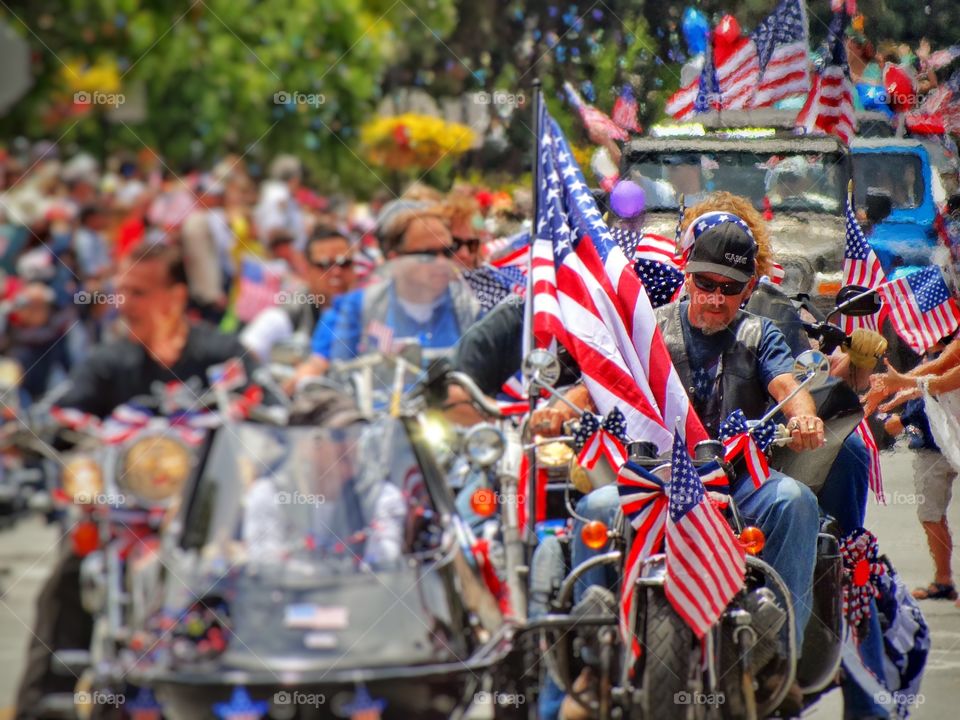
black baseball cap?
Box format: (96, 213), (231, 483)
(685, 222), (756, 283)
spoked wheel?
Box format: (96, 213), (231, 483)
(637, 587), (701, 719)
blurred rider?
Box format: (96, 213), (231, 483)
(300, 202), (479, 376)
(15, 244), (256, 719)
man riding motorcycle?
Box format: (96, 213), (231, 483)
(15, 242), (258, 719)
(534, 214), (825, 715)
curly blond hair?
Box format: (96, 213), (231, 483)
(680, 191), (774, 280)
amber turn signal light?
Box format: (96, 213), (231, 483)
(470, 487), (498, 517)
(581, 520), (609, 550)
(739, 525), (766, 556)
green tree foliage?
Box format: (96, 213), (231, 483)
(0, 0), (456, 192)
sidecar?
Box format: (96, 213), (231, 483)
(126, 414), (519, 719)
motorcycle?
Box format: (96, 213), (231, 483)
(477, 286), (887, 720)
(116, 358), (531, 720)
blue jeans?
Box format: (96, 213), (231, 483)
(819, 433), (870, 535)
(571, 472), (820, 643)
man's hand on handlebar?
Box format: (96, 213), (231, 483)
(530, 405), (578, 437)
(785, 414), (825, 452)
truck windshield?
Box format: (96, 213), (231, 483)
(853, 153), (925, 210)
(625, 151), (844, 213)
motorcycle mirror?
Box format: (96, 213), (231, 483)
(792, 350), (830, 389)
(522, 349), (561, 388)
(836, 285), (882, 316)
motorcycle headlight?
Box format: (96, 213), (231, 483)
(63, 457), (103, 504)
(119, 435), (193, 506)
(464, 424), (505, 468)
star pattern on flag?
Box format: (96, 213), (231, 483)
(910, 267), (952, 312)
(669, 433), (706, 521)
(635, 258), (684, 308)
(753, 0), (807, 72)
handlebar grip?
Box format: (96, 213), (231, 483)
(771, 423), (793, 447)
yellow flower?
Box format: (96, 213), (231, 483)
(360, 113), (477, 170)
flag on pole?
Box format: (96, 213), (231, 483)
(855, 419), (885, 504)
(612, 85), (642, 133)
(562, 81), (628, 143)
(527, 102), (707, 451)
(879, 266), (960, 354)
(795, 10), (857, 143)
(665, 431), (746, 639)
(749, 0), (810, 107)
(840, 192), (888, 334)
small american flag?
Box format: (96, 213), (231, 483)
(208, 358), (248, 391)
(234, 256), (284, 323)
(879, 266), (960, 354)
(795, 11), (857, 144)
(855, 420), (885, 504)
(611, 229), (684, 309)
(768, 261), (786, 285)
(527, 102), (707, 451)
(612, 85), (642, 133)
(749, 0), (810, 107)
(562, 81), (628, 143)
(665, 431), (746, 639)
(365, 319), (396, 354)
(616, 442), (732, 656)
(840, 193), (888, 334)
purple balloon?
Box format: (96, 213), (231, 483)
(610, 180), (646, 219)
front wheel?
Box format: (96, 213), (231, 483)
(637, 587), (699, 719)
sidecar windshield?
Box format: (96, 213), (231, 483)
(185, 417), (438, 573)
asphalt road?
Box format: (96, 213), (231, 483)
(1, 446), (959, 719)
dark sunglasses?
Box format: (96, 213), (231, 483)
(309, 255), (354, 271)
(398, 247), (457, 260)
(691, 274), (748, 296)
(452, 237), (481, 253)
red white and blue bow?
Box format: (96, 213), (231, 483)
(840, 528), (886, 637)
(573, 408), (629, 470)
(718, 410), (775, 488)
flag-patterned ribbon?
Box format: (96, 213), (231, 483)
(717, 409), (775, 488)
(840, 528), (885, 637)
(573, 408), (629, 470)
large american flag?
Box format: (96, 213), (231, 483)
(665, 431), (746, 639)
(794, 10), (857, 144)
(527, 104), (707, 450)
(750, 0), (810, 107)
(840, 194), (888, 334)
(879, 266), (960, 354)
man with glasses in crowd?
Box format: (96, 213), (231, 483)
(301, 201), (479, 372)
(242, 223), (356, 362)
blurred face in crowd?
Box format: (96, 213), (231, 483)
(305, 235), (355, 302)
(666, 162), (702, 196)
(684, 271), (755, 335)
(394, 216), (456, 300)
(115, 257), (188, 342)
(450, 214), (483, 270)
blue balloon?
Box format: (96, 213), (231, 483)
(682, 7), (710, 56)
(856, 83), (895, 117)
